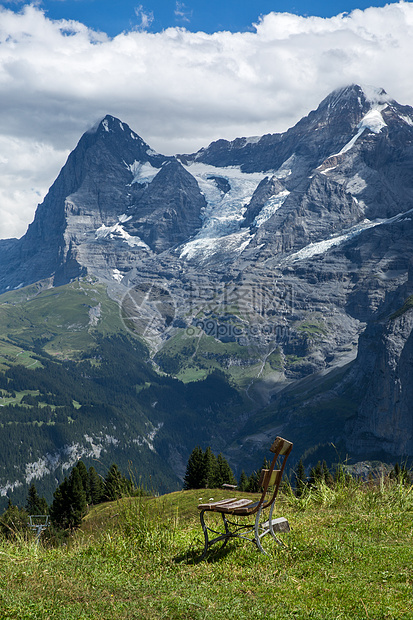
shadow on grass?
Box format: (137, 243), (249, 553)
(173, 541), (238, 564)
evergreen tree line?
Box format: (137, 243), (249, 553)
(184, 447), (413, 497)
(183, 447), (274, 492)
(294, 458), (337, 497)
(237, 458), (272, 493)
(183, 446), (237, 490)
(294, 458), (412, 497)
(0, 461), (138, 538)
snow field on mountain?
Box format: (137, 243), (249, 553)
(254, 190), (290, 228)
(95, 220), (149, 249)
(286, 207), (413, 263)
(128, 161), (160, 184)
(286, 219), (380, 262)
(180, 163), (267, 259)
(337, 107), (387, 156)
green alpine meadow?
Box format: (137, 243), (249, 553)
(0, 475), (412, 620)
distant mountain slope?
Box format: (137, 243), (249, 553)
(0, 281), (248, 509)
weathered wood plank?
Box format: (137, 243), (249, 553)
(270, 436), (293, 455)
(198, 497), (256, 512)
(197, 497), (237, 509)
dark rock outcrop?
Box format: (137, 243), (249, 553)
(125, 159), (205, 252)
(346, 263), (413, 457)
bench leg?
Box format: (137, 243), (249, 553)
(254, 505), (290, 553)
(254, 507), (266, 554)
(268, 503), (284, 545)
(199, 508), (289, 559)
(199, 509), (209, 559)
(199, 510), (230, 560)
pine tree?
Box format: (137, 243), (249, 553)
(49, 480), (68, 530)
(25, 483), (48, 515)
(322, 460), (334, 486)
(103, 464), (132, 501)
(184, 447), (236, 490)
(215, 453), (236, 488)
(238, 470), (248, 492)
(88, 466), (104, 505)
(74, 461), (90, 504)
(246, 470), (260, 492)
(183, 446), (206, 490)
(68, 468), (88, 529)
(295, 459), (307, 497)
(202, 447), (217, 488)
(50, 467), (87, 531)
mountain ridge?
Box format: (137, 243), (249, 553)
(1, 83), (413, 503)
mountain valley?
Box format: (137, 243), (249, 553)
(1, 84), (413, 504)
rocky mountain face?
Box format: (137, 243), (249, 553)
(346, 262), (413, 458)
(2, 84), (413, 466)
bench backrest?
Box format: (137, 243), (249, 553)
(256, 436), (293, 510)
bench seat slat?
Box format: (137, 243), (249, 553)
(198, 498), (252, 511)
(197, 497), (236, 509)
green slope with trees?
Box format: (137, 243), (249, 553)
(0, 280), (252, 509)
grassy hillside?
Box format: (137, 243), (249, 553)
(0, 281), (252, 509)
(0, 278), (125, 362)
(1, 478), (412, 619)
(0, 278), (284, 394)
(153, 327), (277, 389)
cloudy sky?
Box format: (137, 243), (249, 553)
(0, 0), (412, 239)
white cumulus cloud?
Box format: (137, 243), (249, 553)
(1, 2), (413, 239)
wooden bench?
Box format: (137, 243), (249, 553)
(197, 436), (293, 558)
